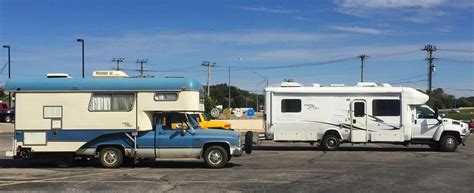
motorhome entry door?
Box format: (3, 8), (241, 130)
(350, 100), (368, 143)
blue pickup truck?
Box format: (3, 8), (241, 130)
(75, 112), (252, 168)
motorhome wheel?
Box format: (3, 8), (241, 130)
(322, 134), (340, 151)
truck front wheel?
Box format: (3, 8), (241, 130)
(204, 146), (228, 168)
(439, 135), (458, 152)
(99, 147), (124, 168)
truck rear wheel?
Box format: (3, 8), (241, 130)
(439, 135), (458, 152)
(204, 146), (228, 168)
(321, 134), (340, 151)
(99, 147), (123, 168)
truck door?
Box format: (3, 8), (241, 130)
(155, 113), (193, 158)
(350, 100), (368, 142)
(412, 106), (441, 139)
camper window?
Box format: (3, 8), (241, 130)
(372, 100), (400, 116)
(89, 93), (135, 112)
(154, 92), (179, 101)
(281, 99), (301, 113)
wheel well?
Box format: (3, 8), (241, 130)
(96, 145), (125, 156)
(201, 142), (230, 157)
(324, 130), (342, 140)
(441, 131), (461, 143)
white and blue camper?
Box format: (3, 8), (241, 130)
(4, 72), (251, 168)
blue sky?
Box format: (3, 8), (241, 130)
(0, 0), (473, 96)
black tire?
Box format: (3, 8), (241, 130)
(4, 115), (12, 123)
(244, 131), (253, 154)
(321, 134), (340, 151)
(439, 135), (458, 152)
(204, 146), (228, 168)
(99, 147), (124, 168)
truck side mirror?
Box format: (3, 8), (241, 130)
(434, 108), (442, 124)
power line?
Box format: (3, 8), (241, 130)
(370, 50), (419, 59)
(384, 74), (427, 83)
(389, 79), (427, 84)
(438, 48), (474, 53)
(439, 58), (474, 64)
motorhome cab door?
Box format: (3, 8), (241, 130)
(351, 100), (368, 142)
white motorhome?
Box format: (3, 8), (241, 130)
(262, 81), (470, 152)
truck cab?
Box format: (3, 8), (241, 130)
(412, 105), (470, 151)
(188, 112), (231, 130)
(77, 112), (252, 168)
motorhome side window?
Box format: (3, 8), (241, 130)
(372, 100), (400, 116)
(281, 99), (301, 113)
(154, 92), (178, 101)
(89, 93), (135, 112)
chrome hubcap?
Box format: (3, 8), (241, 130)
(327, 138), (336, 147)
(446, 138), (455, 146)
(208, 150), (223, 165)
(104, 151), (118, 164)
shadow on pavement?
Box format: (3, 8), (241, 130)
(253, 145), (433, 152)
(0, 158), (241, 169)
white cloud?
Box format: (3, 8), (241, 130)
(331, 26), (383, 35)
(337, 0), (445, 9)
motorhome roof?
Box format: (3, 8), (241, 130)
(5, 77), (203, 92)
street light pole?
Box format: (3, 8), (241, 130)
(3, 45), (11, 108)
(76, 39), (85, 78)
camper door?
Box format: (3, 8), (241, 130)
(350, 100), (368, 142)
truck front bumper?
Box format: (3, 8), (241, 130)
(461, 128), (471, 144)
(230, 145), (244, 157)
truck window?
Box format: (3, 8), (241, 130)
(161, 113), (189, 130)
(416, 106), (436, 119)
(354, 102), (365, 117)
(281, 99), (301, 113)
(372, 100), (400, 116)
(89, 93), (135, 112)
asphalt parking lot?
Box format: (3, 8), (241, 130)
(0, 133), (473, 192)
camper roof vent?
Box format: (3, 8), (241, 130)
(356, 82), (378, 87)
(330, 84), (345, 87)
(280, 82), (302, 87)
(312, 83), (321, 87)
(380, 83), (392, 87)
(92, 71), (129, 78)
(47, 73), (71, 78)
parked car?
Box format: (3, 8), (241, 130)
(0, 103), (14, 123)
(188, 112), (231, 129)
(469, 121), (474, 129)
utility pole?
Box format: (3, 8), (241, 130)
(358, 54), (368, 82)
(136, 59), (148, 78)
(228, 66), (231, 109)
(421, 44), (437, 106)
(112, 57), (124, 70)
(201, 61), (215, 97)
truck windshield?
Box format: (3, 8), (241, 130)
(416, 106), (436, 119)
(187, 114), (200, 129)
